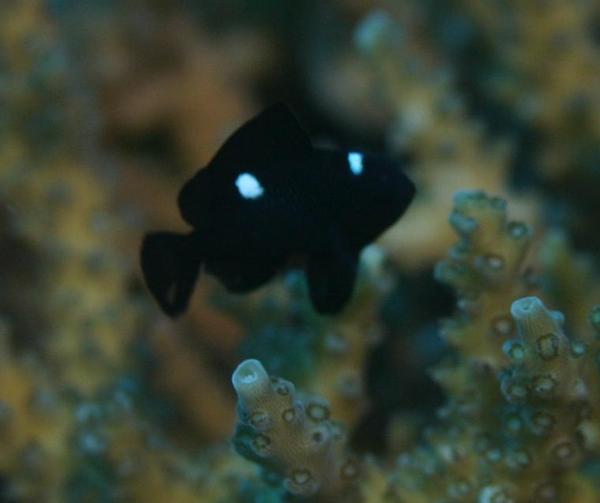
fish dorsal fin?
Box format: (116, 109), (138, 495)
(209, 103), (313, 169)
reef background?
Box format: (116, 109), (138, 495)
(1, 1), (599, 501)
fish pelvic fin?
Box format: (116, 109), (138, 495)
(140, 231), (202, 317)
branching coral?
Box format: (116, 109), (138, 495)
(231, 359), (361, 500)
(388, 295), (599, 502)
(384, 193), (600, 502)
(0, 317), (72, 501)
(228, 191), (600, 502)
(81, 8), (274, 168)
(355, 11), (538, 270)
(438, 0), (600, 251)
(457, 0), (600, 180)
(223, 253), (391, 431)
(0, 0), (140, 395)
(539, 231), (600, 337)
(434, 190), (535, 365)
(2, 0), (600, 501)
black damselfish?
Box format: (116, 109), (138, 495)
(140, 104), (415, 316)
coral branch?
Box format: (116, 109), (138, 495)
(231, 359), (360, 500)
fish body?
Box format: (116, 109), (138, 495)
(141, 104), (415, 316)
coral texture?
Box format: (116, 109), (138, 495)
(232, 359), (360, 499)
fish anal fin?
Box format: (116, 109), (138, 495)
(306, 249), (359, 314)
(210, 103), (312, 169)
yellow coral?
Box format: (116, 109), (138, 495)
(356, 10), (538, 270)
(232, 359), (361, 499)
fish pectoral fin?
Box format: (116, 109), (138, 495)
(206, 257), (279, 293)
(140, 232), (201, 317)
(306, 250), (359, 314)
(209, 103), (313, 170)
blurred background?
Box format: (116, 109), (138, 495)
(1, 0), (599, 500)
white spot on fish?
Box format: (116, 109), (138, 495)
(236, 172), (264, 199)
(347, 152), (364, 175)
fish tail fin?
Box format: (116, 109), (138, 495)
(140, 231), (202, 317)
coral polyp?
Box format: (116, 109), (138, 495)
(232, 359), (360, 499)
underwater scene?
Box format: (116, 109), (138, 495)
(1, 1), (600, 501)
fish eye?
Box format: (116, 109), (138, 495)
(235, 172), (264, 199)
(347, 152), (364, 175)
